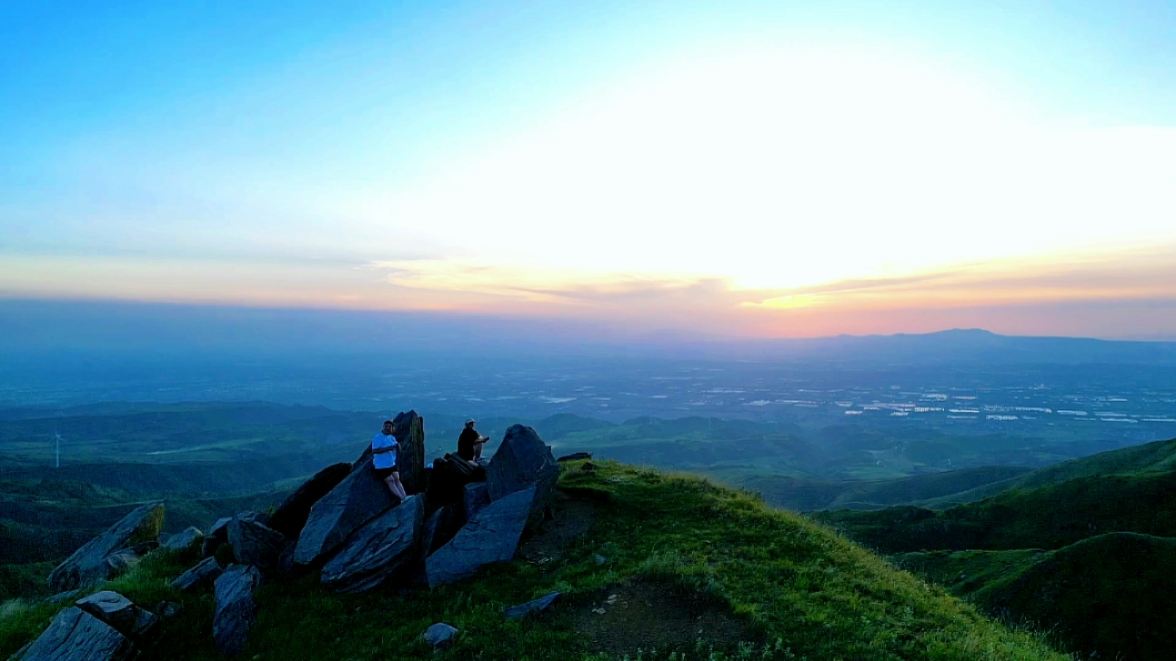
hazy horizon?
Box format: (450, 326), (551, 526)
(3, 2), (1176, 340)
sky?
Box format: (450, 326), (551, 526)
(2, 1), (1175, 340)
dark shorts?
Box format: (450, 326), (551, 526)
(373, 466), (398, 479)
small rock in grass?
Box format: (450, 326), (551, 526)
(504, 591), (560, 620)
(593, 554), (608, 566)
(423, 622), (459, 649)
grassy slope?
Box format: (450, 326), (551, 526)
(2, 462), (1062, 660)
(895, 534), (1176, 660)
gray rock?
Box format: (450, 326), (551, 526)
(422, 622), (459, 650)
(202, 516), (232, 558)
(593, 553), (608, 566)
(393, 410), (427, 494)
(155, 601), (183, 620)
(14, 607), (135, 660)
(267, 463), (351, 538)
(557, 451), (592, 462)
(320, 495), (424, 593)
(420, 505), (460, 555)
(162, 526), (204, 553)
(103, 550), (141, 577)
(504, 591), (560, 620)
(426, 486), (535, 587)
(486, 425), (559, 520)
(75, 590), (158, 638)
(171, 556), (223, 592)
(463, 481), (490, 520)
(293, 455), (398, 566)
(48, 502), (165, 592)
(213, 564), (262, 656)
(227, 516), (285, 571)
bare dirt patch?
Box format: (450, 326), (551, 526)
(519, 490), (598, 564)
(571, 579), (757, 657)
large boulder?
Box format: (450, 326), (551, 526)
(75, 590), (158, 638)
(213, 564), (262, 656)
(226, 516), (285, 571)
(202, 516), (233, 558)
(161, 527), (204, 554)
(420, 505), (462, 556)
(425, 485), (535, 587)
(267, 463), (351, 538)
(463, 482), (490, 521)
(171, 557), (223, 592)
(14, 606), (136, 660)
(320, 495), (425, 593)
(48, 502), (165, 592)
(393, 410), (427, 494)
(293, 457), (398, 566)
(486, 425), (559, 518)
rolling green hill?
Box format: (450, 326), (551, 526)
(0, 462), (1062, 660)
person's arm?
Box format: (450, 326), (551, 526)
(477, 435), (489, 444)
(372, 444), (397, 454)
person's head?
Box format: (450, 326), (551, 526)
(464, 418), (476, 429)
(382, 420), (394, 434)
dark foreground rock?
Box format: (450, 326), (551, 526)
(213, 564), (262, 656)
(293, 456), (398, 566)
(557, 451), (592, 462)
(48, 502), (165, 592)
(426, 486), (535, 587)
(320, 495), (425, 593)
(505, 591), (561, 620)
(75, 590), (158, 638)
(267, 462), (352, 538)
(202, 516), (232, 558)
(393, 410), (427, 494)
(161, 526), (203, 554)
(227, 516), (285, 571)
(15, 606), (135, 661)
(422, 622), (459, 650)
(486, 425), (559, 518)
(171, 556), (223, 592)
(463, 482), (491, 520)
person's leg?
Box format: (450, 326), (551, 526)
(385, 472), (407, 500)
(474, 442), (482, 461)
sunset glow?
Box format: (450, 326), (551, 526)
(3, 2), (1175, 339)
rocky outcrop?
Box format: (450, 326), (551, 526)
(213, 564), (262, 656)
(293, 456), (399, 566)
(267, 462), (351, 538)
(226, 516), (285, 571)
(557, 451), (592, 462)
(463, 482), (490, 520)
(320, 495), (424, 593)
(14, 606), (136, 660)
(504, 591), (560, 620)
(171, 556), (223, 591)
(422, 622), (458, 650)
(75, 591), (158, 638)
(162, 526), (203, 553)
(393, 410), (427, 494)
(420, 505), (460, 556)
(425, 486), (535, 587)
(48, 502), (165, 592)
(202, 516), (232, 558)
(486, 425), (559, 521)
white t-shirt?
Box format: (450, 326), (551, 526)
(371, 432), (399, 470)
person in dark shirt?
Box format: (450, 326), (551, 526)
(457, 419), (488, 462)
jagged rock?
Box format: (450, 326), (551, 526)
(420, 505), (460, 555)
(463, 482), (490, 520)
(504, 591), (560, 620)
(557, 451), (592, 462)
(213, 564), (262, 656)
(393, 410), (427, 494)
(267, 463), (351, 538)
(44, 589), (81, 604)
(162, 526), (204, 553)
(75, 590), (159, 638)
(426, 486), (535, 587)
(486, 425), (559, 519)
(422, 622), (459, 650)
(171, 556), (223, 592)
(103, 550), (141, 577)
(293, 455), (398, 566)
(48, 502), (165, 592)
(14, 606), (135, 660)
(227, 515), (285, 571)
(320, 495), (424, 593)
(202, 516), (232, 558)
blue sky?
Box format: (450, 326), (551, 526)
(2, 1), (1175, 338)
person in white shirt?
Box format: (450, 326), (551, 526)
(372, 419), (407, 500)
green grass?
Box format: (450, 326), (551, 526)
(1, 462), (1063, 659)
